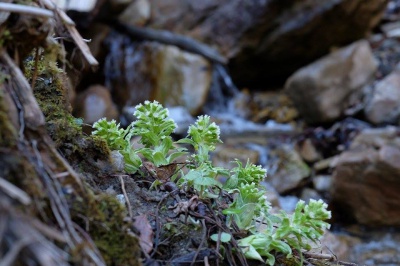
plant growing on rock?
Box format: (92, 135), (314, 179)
(92, 101), (331, 265)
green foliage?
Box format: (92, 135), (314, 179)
(133, 101), (186, 167)
(223, 182), (270, 230)
(224, 159), (267, 189)
(238, 199), (331, 265)
(91, 101), (331, 265)
(178, 115), (221, 163)
(92, 119), (141, 173)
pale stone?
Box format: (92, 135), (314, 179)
(266, 144), (310, 193)
(285, 40), (378, 123)
(365, 71), (400, 124)
(73, 85), (119, 124)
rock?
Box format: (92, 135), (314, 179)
(349, 232), (400, 265)
(300, 188), (322, 203)
(312, 175), (332, 192)
(53, 0), (97, 11)
(297, 138), (322, 163)
(266, 144), (310, 193)
(285, 40), (378, 124)
(350, 126), (400, 148)
(167, 106), (195, 135)
(119, 0), (151, 26)
(105, 40), (212, 115)
(145, 0), (386, 87)
(260, 181), (281, 208)
(319, 231), (361, 263)
(331, 127), (400, 225)
(365, 70), (400, 124)
(249, 91), (298, 124)
(73, 85), (119, 124)
(279, 195), (300, 213)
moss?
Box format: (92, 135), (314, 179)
(0, 89), (17, 147)
(71, 192), (141, 266)
(24, 49), (114, 179)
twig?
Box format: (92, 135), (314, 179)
(0, 177), (31, 205)
(41, 0), (99, 68)
(30, 48), (40, 89)
(0, 2), (53, 18)
(304, 251), (335, 261)
(190, 219), (207, 266)
(0, 237), (33, 266)
(119, 175), (133, 219)
(150, 190), (178, 258)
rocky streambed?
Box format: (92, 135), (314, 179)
(55, 0), (400, 265)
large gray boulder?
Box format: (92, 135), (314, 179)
(284, 41), (377, 124)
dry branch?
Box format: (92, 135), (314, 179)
(104, 18), (228, 64)
(0, 2), (53, 18)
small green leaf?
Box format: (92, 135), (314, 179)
(210, 232), (231, 243)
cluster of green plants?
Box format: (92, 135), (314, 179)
(92, 100), (331, 265)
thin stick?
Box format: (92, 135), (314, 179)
(119, 175), (133, 219)
(190, 219), (207, 266)
(0, 2), (53, 17)
(41, 0), (99, 68)
(30, 48), (40, 89)
(0, 177), (31, 205)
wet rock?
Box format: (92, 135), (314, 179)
(350, 233), (400, 265)
(266, 144), (310, 193)
(331, 127), (400, 226)
(146, 0), (386, 87)
(365, 70), (400, 124)
(285, 40), (378, 124)
(73, 85), (119, 124)
(105, 39), (212, 115)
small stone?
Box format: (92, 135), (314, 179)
(297, 138), (322, 163)
(73, 85), (119, 124)
(364, 70), (400, 124)
(300, 188), (322, 203)
(266, 144), (310, 193)
(312, 175), (332, 192)
(116, 194), (126, 204)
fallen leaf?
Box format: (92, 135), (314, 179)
(133, 214), (153, 254)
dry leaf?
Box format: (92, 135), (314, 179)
(133, 214), (153, 254)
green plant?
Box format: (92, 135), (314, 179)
(224, 159), (266, 189)
(223, 182), (270, 230)
(132, 101), (186, 167)
(92, 101), (331, 265)
(177, 115), (229, 198)
(92, 118), (141, 173)
(238, 199), (331, 265)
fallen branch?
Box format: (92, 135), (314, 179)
(103, 18), (228, 65)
